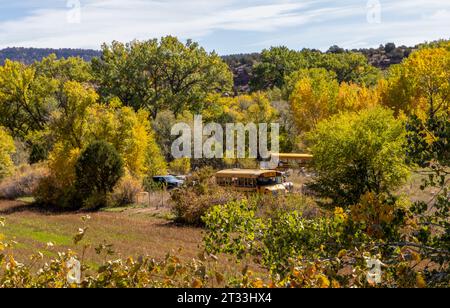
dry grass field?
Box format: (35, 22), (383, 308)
(0, 198), (206, 269)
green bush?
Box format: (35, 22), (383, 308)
(75, 140), (124, 209)
(307, 107), (409, 206)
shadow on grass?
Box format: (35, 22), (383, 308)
(0, 199), (83, 216)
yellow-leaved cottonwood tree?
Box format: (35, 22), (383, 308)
(0, 127), (15, 179)
(380, 45), (450, 119)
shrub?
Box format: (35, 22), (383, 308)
(254, 194), (322, 220)
(171, 187), (241, 226)
(0, 164), (48, 200)
(203, 198), (369, 277)
(75, 141), (124, 209)
(171, 167), (244, 226)
(111, 173), (143, 207)
(34, 176), (81, 210)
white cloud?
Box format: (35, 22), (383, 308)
(0, 0), (449, 52)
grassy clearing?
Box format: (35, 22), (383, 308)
(0, 200), (205, 266)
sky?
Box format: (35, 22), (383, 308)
(0, 0), (449, 55)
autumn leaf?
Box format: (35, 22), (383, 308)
(252, 279), (264, 288)
(317, 275), (330, 288)
(192, 278), (203, 288)
(331, 280), (341, 288)
(416, 273), (427, 289)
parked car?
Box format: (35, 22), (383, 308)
(152, 175), (185, 189)
(172, 175), (187, 182)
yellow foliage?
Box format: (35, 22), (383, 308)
(0, 127), (16, 179)
(169, 158), (191, 175)
(416, 273), (427, 288)
(337, 82), (379, 111)
(48, 142), (81, 189)
(251, 279), (265, 288)
(316, 274), (330, 288)
(85, 105), (159, 178)
(350, 192), (402, 238)
(290, 68), (379, 133)
(380, 46), (450, 119)
(191, 278), (203, 288)
(290, 71), (338, 133)
(331, 280), (341, 288)
(203, 92), (277, 124)
(49, 99), (167, 185)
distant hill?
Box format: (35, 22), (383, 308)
(222, 53), (261, 93)
(351, 43), (414, 70)
(0, 47), (101, 65)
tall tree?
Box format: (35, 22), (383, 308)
(33, 54), (93, 84)
(92, 36), (233, 119)
(380, 45), (450, 119)
(319, 52), (381, 86)
(289, 68), (340, 133)
(307, 107), (409, 205)
(0, 60), (57, 139)
(250, 46), (314, 91)
(0, 55), (92, 141)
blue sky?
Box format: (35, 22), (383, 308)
(0, 0), (449, 54)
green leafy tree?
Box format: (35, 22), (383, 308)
(75, 140), (124, 209)
(319, 52), (381, 86)
(307, 107), (409, 205)
(250, 46), (314, 90)
(250, 47), (380, 92)
(0, 56), (93, 160)
(0, 60), (57, 139)
(378, 45), (449, 281)
(33, 54), (93, 84)
(92, 36), (233, 118)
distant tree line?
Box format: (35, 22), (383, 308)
(0, 42), (423, 94)
(0, 47), (101, 65)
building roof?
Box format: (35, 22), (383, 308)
(216, 169), (282, 178)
